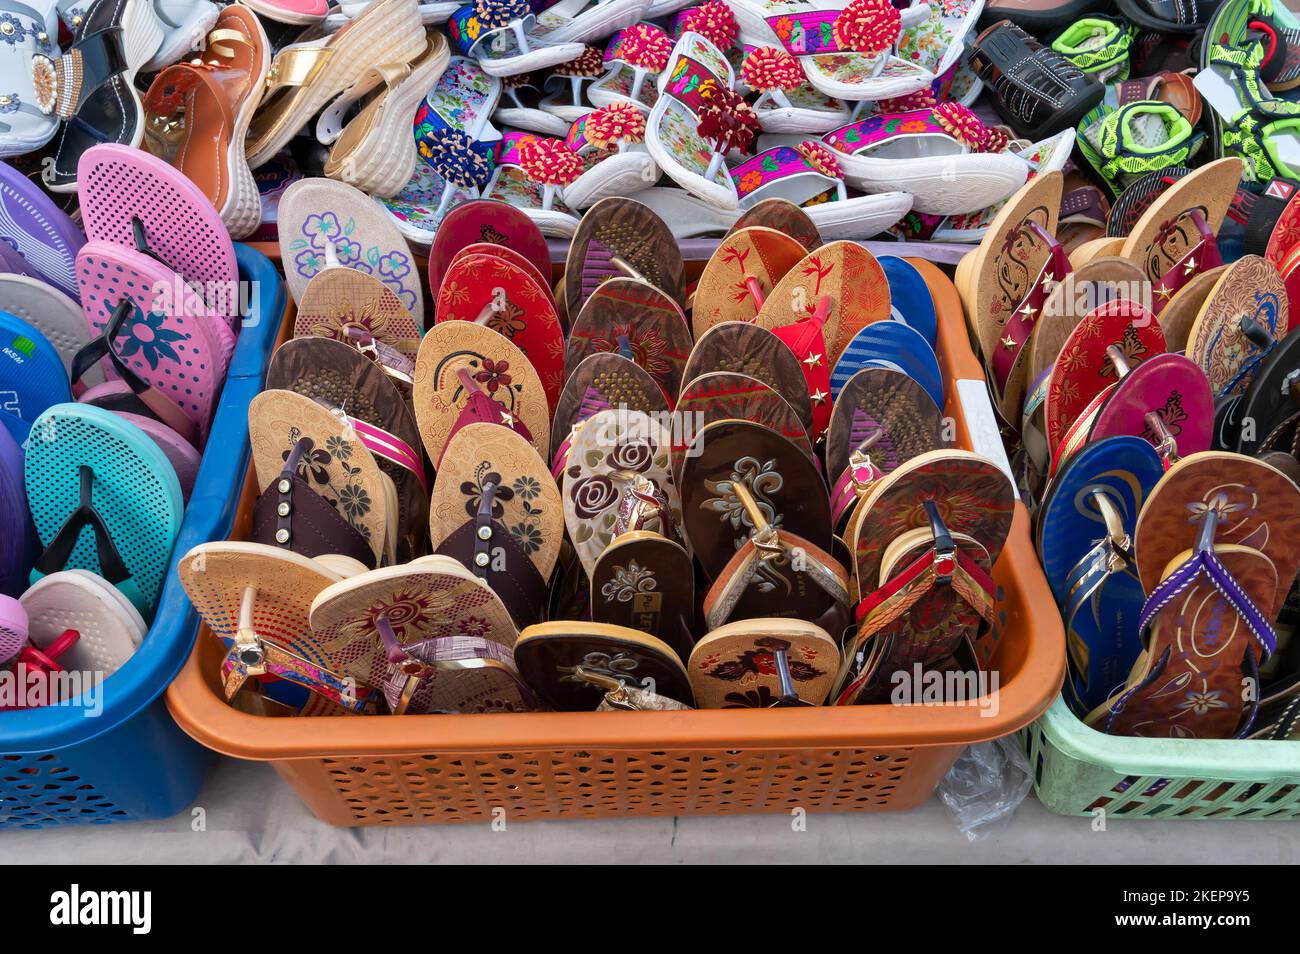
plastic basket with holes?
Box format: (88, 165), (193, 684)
(1024, 698), (1300, 820)
(164, 254), (1065, 827)
(0, 246), (287, 829)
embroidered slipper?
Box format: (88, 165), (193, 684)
(587, 22), (675, 112)
(0, 275), (94, 386)
(561, 103), (659, 209)
(479, 131), (582, 236)
(430, 197), (551, 298)
(278, 177), (424, 322)
(540, 44), (605, 122)
(308, 558), (531, 714)
(0, 312), (71, 441)
(679, 418), (829, 582)
(674, 370), (814, 479)
(266, 336), (428, 563)
(550, 350), (667, 472)
(687, 618), (838, 708)
(246, 0), (424, 168)
(428, 421), (560, 626)
(0, 0), (61, 157)
(76, 143), (238, 323)
(1036, 435), (1163, 712)
(564, 194), (686, 316)
(830, 319), (943, 408)
(435, 247), (565, 408)
(590, 483), (693, 655)
(515, 619), (692, 709)
(692, 224), (805, 335)
(561, 406), (678, 575)
(447, 0), (587, 79)
(0, 161), (84, 298)
(565, 276), (690, 402)
(315, 30), (451, 198)
(1185, 254), (1290, 401)
(74, 240), (231, 443)
(727, 195), (822, 248)
(847, 448), (1015, 593)
(37, 0), (166, 192)
(680, 320), (812, 430)
(399, 56), (503, 234)
(25, 403), (183, 617)
(178, 542), (370, 713)
(827, 366), (945, 533)
(0, 425), (36, 596)
(528, 0), (652, 47)
(141, 4), (270, 238)
(496, 73), (572, 135)
(249, 389), (393, 566)
(20, 568), (146, 676)
(413, 319), (551, 464)
(740, 45), (850, 133)
(294, 265), (423, 384)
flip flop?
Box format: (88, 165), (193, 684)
(561, 407), (679, 575)
(38, 0), (166, 192)
(692, 225), (805, 335)
(448, 0), (586, 78)
(727, 196), (822, 248)
(560, 103), (660, 209)
(75, 240), (232, 442)
(0, 425), (35, 597)
(428, 421), (561, 627)
(830, 319), (943, 408)
(549, 350), (667, 471)
(1036, 435), (1163, 712)
(680, 321), (812, 430)
(515, 619), (693, 710)
(278, 177), (424, 323)
(249, 389), (393, 566)
(1186, 254), (1290, 400)
(0, 312), (71, 442)
(1236, 323), (1300, 456)
(827, 366), (945, 532)
(25, 403), (183, 617)
(0, 275), (96, 387)
(413, 319), (551, 464)
(877, 255), (936, 347)
(308, 558), (530, 714)
(115, 412), (200, 501)
(19, 568), (146, 677)
(564, 194), (686, 316)
(76, 143), (238, 324)
(739, 45), (850, 134)
(0, 161), (84, 298)
(847, 448), (1015, 592)
(480, 132), (583, 236)
(178, 542), (367, 713)
(266, 336), (428, 563)
(435, 248), (565, 408)
(565, 276), (690, 402)
(294, 266), (423, 374)
(674, 370), (814, 479)
(246, 0), (425, 167)
(0, 594), (24, 664)
(428, 197), (550, 300)
(687, 618), (838, 708)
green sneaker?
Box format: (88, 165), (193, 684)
(1051, 15), (1137, 83)
(1076, 100), (1206, 198)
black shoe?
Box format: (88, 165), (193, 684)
(969, 19), (1105, 140)
(977, 0), (1110, 34)
(1116, 0), (1225, 36)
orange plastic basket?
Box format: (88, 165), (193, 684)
(165, 257), (1065, 826)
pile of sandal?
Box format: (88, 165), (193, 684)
(0, 141), (252, 707)
(961, 156), (1300, 740)
(178, 195), (1018, 715)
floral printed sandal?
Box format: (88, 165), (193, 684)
(550, 350), (667, 475)
(566, 276), (690, 401)
(687, 618), (838, 708)
(35, 0), (165, 192)
(480, 131), (582, 236)
(516, 619), (693, 710)
(428, 421), (562, 627)
(589, 475), (694, 655)
(827, 366), (945, 534)
(560, 103), (659, 209)
(564, 194), (686, 315)
(249, 388), (396, 567)
(540, 44), (604, 123)
(587, 22), (674, 112)
(266, 337), (429, 563)
(692, 224), (805, 334)
(447, 0), (585, 78)
(278, 177), (425, 322)
(740, 45), (849, 134)
(413, 319), (552, 463)
(309, 557), (535, 714)
(1185, 254), (1290, 402)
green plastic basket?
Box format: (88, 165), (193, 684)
(1025, 697), (1300, 819)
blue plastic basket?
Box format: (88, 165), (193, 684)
(0, 245), (285, 829)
